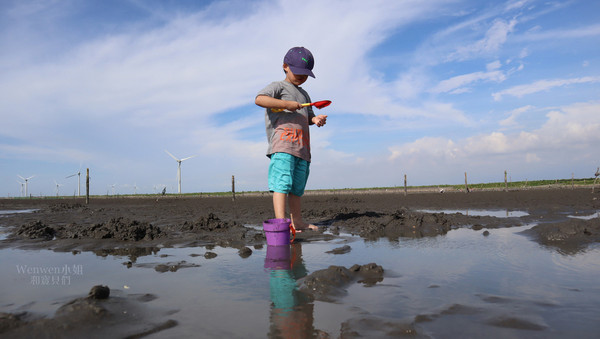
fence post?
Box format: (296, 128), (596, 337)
(86, 168), (90, 205)
(464, 172), (469, 193)
(232, 175), (236, 201)
(504, 170), (508, 192)
(404, 174), (407, 196)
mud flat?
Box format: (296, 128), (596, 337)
(0, 188), (598, 337)
(1, 187), (598, 252)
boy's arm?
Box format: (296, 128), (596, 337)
(255, 95), (303, 111)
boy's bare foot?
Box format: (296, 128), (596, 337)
(292, 222), (318, 232)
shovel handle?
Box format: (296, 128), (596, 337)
(271, 103), (311, 113)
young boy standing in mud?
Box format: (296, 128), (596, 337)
(255, 46), (327, 232)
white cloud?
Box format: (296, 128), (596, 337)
(486, 60), (502, 71)
(493, 76), (600, 101)
(516, 23), (600, 41)
(447, 18), (517, 61)
(432, 70), (506, 94)
(504, 0), (532, 12)
(499, 105), (535, 127)
(387, 101), (600, 182)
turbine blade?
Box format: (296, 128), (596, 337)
(180, 155), (197, 161)
(165, 150), (179, 161)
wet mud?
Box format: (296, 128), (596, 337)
(1, 187), (599, 337)
(298, 263), (385, 302)
(0, 286), (177, 339)
(2, 188), (597, 252)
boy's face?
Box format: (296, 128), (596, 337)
(283, 64), (308, 86)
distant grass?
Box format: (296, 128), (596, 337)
(5, 177), (598, 200)
(310, 177), (597, 192)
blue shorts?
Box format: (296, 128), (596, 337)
(268, 153), (310, 196)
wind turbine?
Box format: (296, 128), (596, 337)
(17, 180), (25, 197)
(54, 180), (63, 197)
(165, 150), (197, 194)
(18, 175), (34, 197)
(66, 167), (82, 197)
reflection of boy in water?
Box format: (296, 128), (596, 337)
(268, 243), (319, 338)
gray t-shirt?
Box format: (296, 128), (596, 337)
(257, 81), (315, 162)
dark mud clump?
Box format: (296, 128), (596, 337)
(204, 251), (217, 259)
(88, 285), (110, 299)
(238, 247), (253, 258)
(0, 285), (177, 338)
(298, 263), (384, 302)
(151, 261), (200, 273)
(176, 213), (238, 232)
(340, 316), (421, 338)
(329, 208), (453, 239)
(326, 244), (352, 254)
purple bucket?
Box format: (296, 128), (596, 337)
(263, 218), (291, 246)
(264, 245), (291, 270)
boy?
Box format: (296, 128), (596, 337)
(255, 46), (327, 232)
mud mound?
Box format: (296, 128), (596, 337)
(49, 203), (85, 212)
(330, 208), (453, 239)
(298, 263), (384, 302)
(177, 213), (240, 232)
(16, 220), (56, 240)
(57, 217), (163, 241)
(520, 217), (600, 254)
(163, 213), (263, 247)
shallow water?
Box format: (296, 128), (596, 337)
(418, 208), (529, 218)
(1, 223), (599, 338)
(0, 209), (39, 215)
(568, 211), (600, 220)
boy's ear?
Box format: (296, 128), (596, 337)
(283, 63), (289, 73)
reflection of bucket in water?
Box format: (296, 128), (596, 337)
(264, 245), (291, 270)
(263, 218), (292, 246)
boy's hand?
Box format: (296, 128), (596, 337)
(283, 101), (303, 111)
(312, 115), (327, 127)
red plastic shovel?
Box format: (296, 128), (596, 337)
(272, 100), (331, 113)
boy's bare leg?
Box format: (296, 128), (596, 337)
(273, 192), (287, 219)
(289, 194), (317, 231)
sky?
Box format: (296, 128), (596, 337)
(1, 0), (599, 197)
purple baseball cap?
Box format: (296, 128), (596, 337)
(283, 46), (315, 78)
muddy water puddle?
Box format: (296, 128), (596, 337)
(1, 225), (599, 338)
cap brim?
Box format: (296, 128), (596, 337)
(288, 65), (315, 78)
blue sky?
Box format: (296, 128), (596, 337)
(1, 0), (599, 197)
